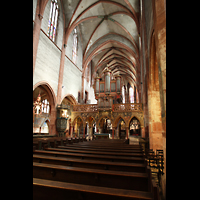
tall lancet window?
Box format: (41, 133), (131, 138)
(42, 99), (50, 114)
(47, 0), (59, 42)
(129, 86), (134, 103)
(122, 86), (125, 103)
(72, 28), (78, 64)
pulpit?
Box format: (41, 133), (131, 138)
(56, 117), (68, 137)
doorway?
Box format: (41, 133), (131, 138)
(129, 117), (141, 136)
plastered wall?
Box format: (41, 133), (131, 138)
(33, 0), (85, 103)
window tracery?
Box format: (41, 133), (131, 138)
(47, 0), (59, 42)
(42, 99), (50, 114)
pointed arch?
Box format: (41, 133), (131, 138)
(33, 81), (57, 107)
(61, 94), (78, 105)
(113, 115), (126, 127)
(127, 115), (144, 127)
(96, 115), (112, 126)
(71, 115), (84, 126)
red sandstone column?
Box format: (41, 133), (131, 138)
(112, 128), (114, 139)
(57, 45), (66, 104)
(33, 14), (42, 74)
(83, 125), (86, 138)
(70, 126), (73, 137)
(141, 126), (145, 138)
(126, 127), (129, 139)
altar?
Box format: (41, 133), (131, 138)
(94, 133), (110, 139)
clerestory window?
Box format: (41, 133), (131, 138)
(47, 0), (59, 42)
(129, 86), (134, 103)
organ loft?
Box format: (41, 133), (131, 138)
(33, 0), (166, 199)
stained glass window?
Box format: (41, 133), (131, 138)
(122, 86), (125, 103)
(72, 28), (78, 64)
(129, 86), (134, 103)
(42, 99), (50, 114)
(47, 0), (59, 42)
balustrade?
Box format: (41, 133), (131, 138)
(72, 103), (143, 112)
(72, 104), (98, 112)
(113, 103), (143, 112)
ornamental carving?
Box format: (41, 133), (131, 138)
(71, 103), (144, 127)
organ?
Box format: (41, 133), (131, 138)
(94, 67), (122, 110)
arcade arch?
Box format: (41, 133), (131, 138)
(33, 82), (57, 135)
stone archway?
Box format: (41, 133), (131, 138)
(61, 94), (78, 105)
(97, 116), (112, 134)
(85, 116), (96, 140)
(129, 117), (141, 136)
(113, 116), (126, 139)
(33, 82), (57, 135)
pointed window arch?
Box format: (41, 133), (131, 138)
(47, 0), (59, 42)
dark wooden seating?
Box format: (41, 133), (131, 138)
(70, 144), (143, 150)
(33, 137), (88, 150)
(44, 147), (144, 158)
(33, 138), (160, 200)
(145, 148), (164, 187)
(33, 162), (148, 191)
(33, 154), (146, 173)
(33, 149), (144, 163)
(33, 178), (153, 200)
(57, 145), (143, 153)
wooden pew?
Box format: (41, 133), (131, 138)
(145, 149), (164, 188)
(33, 154), (146, 173)
(33, 162), (149, 191)
(44, 147), (145, 158)
(33, 139), (160, 200)
(33, 136), (87, 150)
(33, 178), (153, 200)
(57, 145), (143, 153)
(69, 143), (143, 150)
(33, 149), (145, 164)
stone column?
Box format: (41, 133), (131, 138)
(112, 128), (115, 139)
(141, 126), (145, 138)
(70, 125), (73, 137)
(49, 109), (57, 135)
(83, 124), (86, 138)
(89, 123), (93, 140)
(126, 127), (129, 139)
(57, 45), (66, 104)
(134, 85), (136, 103)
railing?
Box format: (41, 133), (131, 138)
(72, 103), (143, 112)
(113, 103), (143, 112)
(72, 104), (98, 112)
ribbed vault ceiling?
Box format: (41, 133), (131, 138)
(63, 0), (140, 88)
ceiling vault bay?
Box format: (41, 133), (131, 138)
(63, 0), (140, 89)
